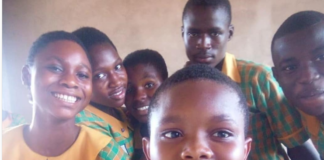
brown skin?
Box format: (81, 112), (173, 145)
(89, 43), (128, 109)
(273, 22), (324, 122)
(143, 80), (252, 160)
(182, 6), (234, 70)
(21, 40), (92, 156)
(125, 64), (163, 123)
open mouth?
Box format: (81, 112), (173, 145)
(52, 92), (80, 104)
(108, 86), (126, 100)
(136, 106), (149, 111)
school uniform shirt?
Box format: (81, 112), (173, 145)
(2, 125), (128, 160)
(298, 110), (324, 157)
(222, 53), (309, 160)
(76, 103), (134, 159)
(2, 111), (26, 130)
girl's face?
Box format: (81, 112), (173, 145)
(22, 40), (92, 120)
(125, 64), (163, 123)
(89, 43), (128, 108)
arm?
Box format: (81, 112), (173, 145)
(287, 139), (321, 160)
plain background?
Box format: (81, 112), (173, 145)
(3, 0), (324, 121)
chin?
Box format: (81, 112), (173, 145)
(299, 105), (324, 117)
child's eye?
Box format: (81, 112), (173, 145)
(163, 131), (182, 139)
(315, 54), (324, 61)
(188, 32), (199, 37)
(281, 65), (297, 72)
(94, 73), (107, 79)
(77, 72), (90, 79)
(115, 64), (122, 70)
(210, 32), (220, 37)
(47, 66), (63, 73)
(144, 82), (154, 89)
(213, 130), (233, 138)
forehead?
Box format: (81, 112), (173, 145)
(35, 40), (89, 63)
(152, 80), (243, 124)
(183, 6), (229, 29)
(89, 43), (120, 66)
(126, 64), (161, 80)
(273, 22), (324, 63)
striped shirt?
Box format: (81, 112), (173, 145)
(76, 103), (134, 159)
(222, 53), (309, 160)
(298, 110), (324, 157)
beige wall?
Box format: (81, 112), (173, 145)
(3, 0), (324, 121)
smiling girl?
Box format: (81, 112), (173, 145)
(73, 27), (134, 158)
(2, 31), (127, 159)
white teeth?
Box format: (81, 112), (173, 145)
(137, 106), (149, 111)
(53, 93), (77, 103)
(113, 90), (122, 96)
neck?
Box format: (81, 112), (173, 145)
(215, 58), (225, 71)
(24, 106), (80, 157)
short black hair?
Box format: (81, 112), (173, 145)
(27, 31), (87, 66)
(182, 0), (232, 24)
(149, 64), (249, 136)
(72, 27), (117, 52)
(271, 10), (324, 54)
(123, 49), (168, 80)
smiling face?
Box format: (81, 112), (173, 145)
(182, 6), (233, 68)
(143, 80), (251, 160)
(89, 43), (127, 108)
(23, 40), (92, 120)
(125, 64), (163, 123)
(273, 22), (324, 117)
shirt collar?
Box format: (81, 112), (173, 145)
(221, 53), (241, 83)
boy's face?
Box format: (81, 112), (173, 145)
(22, 40), (92, 120)
(143, 80), (251, 160)
(272, 22), (324, 116)
(182, 6), (233, 68)
(125, 64), (163, 123)
(89, 43), (128, 108)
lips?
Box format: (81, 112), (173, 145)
(108, 86), (126, 100)
(52, 92), (80, 104)
(299, 88), (324, 99)
(193, 52), (214, 63)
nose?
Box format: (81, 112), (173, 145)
(135, 88), (147, 102)
(180, 137), (214, 159)
(59, 72), (78, 89)
(108, 72), (122, 88)
(298, 62), (320, 85)
(196, 34), (211, 50)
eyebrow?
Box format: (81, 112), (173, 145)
(210, 114), (236, 124)
(312, 45), (324, 54)
(279, 57), (296, 66)
(160, 115), (182, 125)
(46, 56), (91, 71)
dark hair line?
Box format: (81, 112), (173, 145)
(123, 49), (168, 80)
(27, 30), (88, 66)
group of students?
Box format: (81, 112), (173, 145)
(2, 0), (324, 159)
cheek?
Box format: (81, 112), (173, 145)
(211, 140), (246, 159)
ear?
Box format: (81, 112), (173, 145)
(181, 26), (184, 38)
(243, 137), (252, 160)
(142, 137), (151, 160)
(21, 65), (31, 87)
(228, 24), (234, 41)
